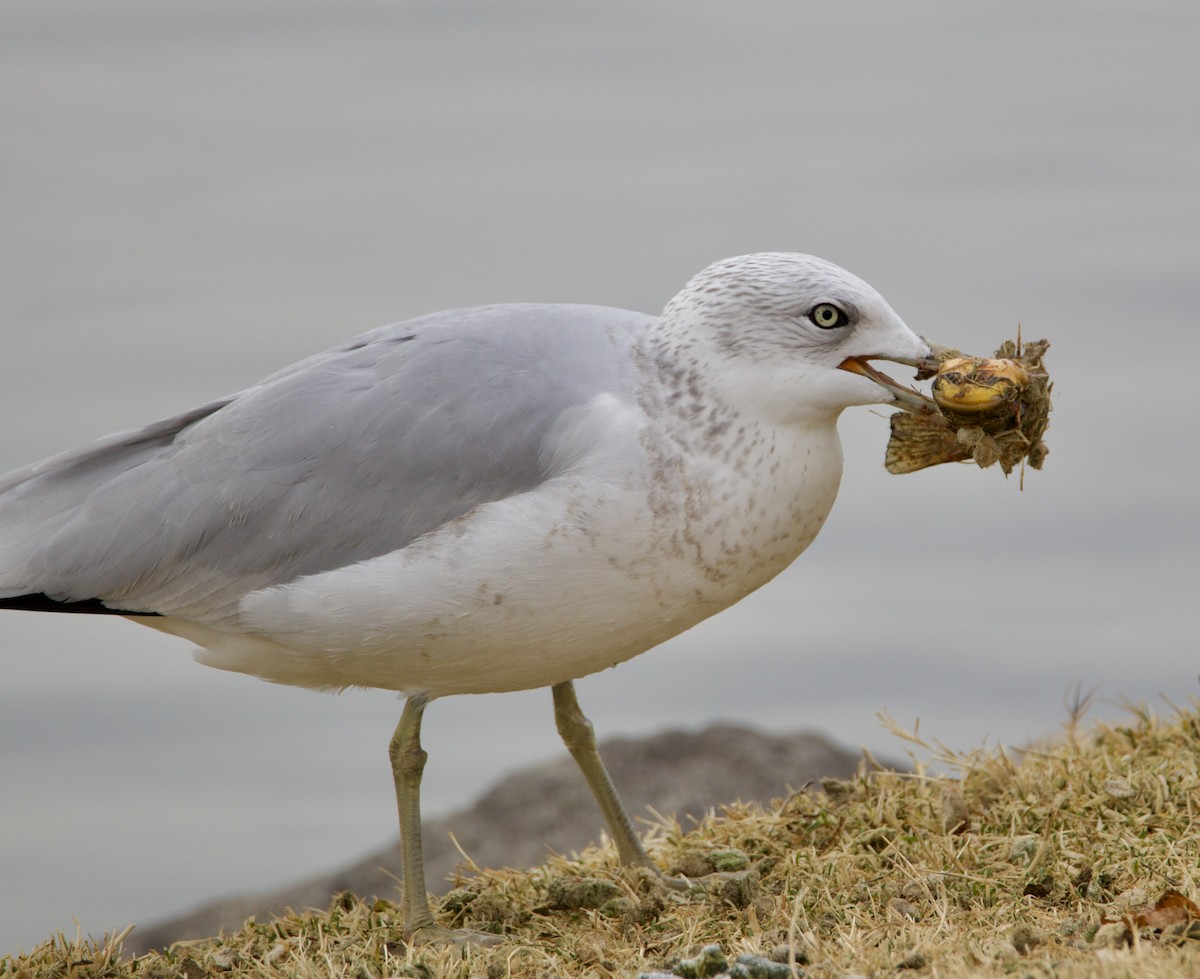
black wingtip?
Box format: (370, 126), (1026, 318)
(0, 594), (161, 616)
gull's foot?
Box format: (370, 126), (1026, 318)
(407, 923), (505, 948)
(614, 863), (691, 894)
(625, 863), (752, 894)
(651, 870), (693, 892)
(662, 868), (755, 893)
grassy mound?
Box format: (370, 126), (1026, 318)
(6, 702), (1199, 978)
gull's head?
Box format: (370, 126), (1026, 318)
(661, 252), (939, 423)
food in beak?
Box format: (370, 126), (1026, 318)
(883, 337), (1052, 477)
(932, 357), (1031, 428)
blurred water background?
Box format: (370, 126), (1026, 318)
(1, 0), (1197, 953)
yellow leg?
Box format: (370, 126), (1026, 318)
(389, 695), (503, 946)
(552, 680), (654, 869)
(389, 693), (437, 934)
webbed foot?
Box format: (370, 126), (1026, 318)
(407, 923), (505, 948)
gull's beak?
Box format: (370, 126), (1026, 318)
(839, 345), (947, 415)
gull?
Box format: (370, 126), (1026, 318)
(0, 252), (938, 943)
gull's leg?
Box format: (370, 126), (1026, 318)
(389, 693), (437, 934)
(552, 680), (655, 869)
(389, 695), (503, 946)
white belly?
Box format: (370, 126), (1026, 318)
(155, 416), (843, 696)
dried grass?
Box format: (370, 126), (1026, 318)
(6, 701), (1200, 978)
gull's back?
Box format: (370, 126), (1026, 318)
(0, 303), (652, 628)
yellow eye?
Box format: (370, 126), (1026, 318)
(809, 303), (847, 329)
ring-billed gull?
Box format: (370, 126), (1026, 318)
(0, 252), (938, 943)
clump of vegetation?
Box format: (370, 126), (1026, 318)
(6, 700), (1199, 978)
(886, 335), (1052, 477)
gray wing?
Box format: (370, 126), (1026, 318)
(0, 303), (651, 620)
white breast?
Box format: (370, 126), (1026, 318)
(156, 392), (844, 697)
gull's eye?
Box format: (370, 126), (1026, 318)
(809, 303), (848, 330)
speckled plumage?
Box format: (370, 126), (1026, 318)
(0, 253), (927, 697)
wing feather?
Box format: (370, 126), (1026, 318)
(0, 304), (649, 621)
